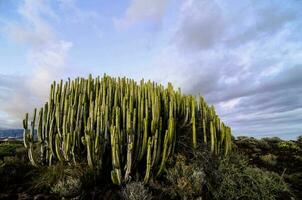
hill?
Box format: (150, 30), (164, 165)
(0, 129), (23, 140)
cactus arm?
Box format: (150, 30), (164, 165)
(28, 109), (38, 166)
(156, 130), (169, 176)
(125, 110), (134, 180)
(55, 134), (64, 162)
(23, 113), (29, 148)
(144, 137), (153, 183)
(192, 98), (197, 149)
(110, 125), (122, 185)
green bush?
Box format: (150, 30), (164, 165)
(0, 143), (17, 159)
(277, 141), (299, 151)
(258, 139), (271, 150)
(210, 152), (292, 200)
(262, 137), (282, 143)
(235, 137), (262, 152)
(260, 154), (277, 166)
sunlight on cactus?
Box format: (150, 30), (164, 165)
(22, 74), (232, 184)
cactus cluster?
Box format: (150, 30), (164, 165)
(23, 74), (232, 184)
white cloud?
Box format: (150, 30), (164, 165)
(26, 40), (73, 99)
(149, 0), (302, 139)
(58, 0), (101, 24)
(114, 0), (170, 30)
(1, 0), (73, 127)
(5, 0), (56, 48)
(219, 98), (241, 110)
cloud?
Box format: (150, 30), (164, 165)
(1, 0), (301, 140)
(27, 40), (73, 99)
(0, 0), (72, 128)
(4, 0), (57, 47)
(114, 0), (170, 30)
(0, 74), (33, 128)
(149, 0), (302, 139)
(175, 0), (226, 50)
(58, 0), (102, 24)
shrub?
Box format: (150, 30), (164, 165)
(165, 154), (205, 199)
(277, 141), (299, 151)
(286, 172), (302, 198)
(210, 152), (292, 200)
(121, 181), (152, 200)
(0, 143), (17, 159)
(262, 137), (282, 143)
(33, 163), (86, 197)
(51, 176), (82, 197)
(296, 136), (302, 150)
(257, 139), (271, 150)
(297, 135), (302, 144)
(260, 154), (277, 166)
(0, 156), (34, 190)
(235, 137), (261, 152)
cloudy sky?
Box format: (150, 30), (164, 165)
(0, 0), (301, 139)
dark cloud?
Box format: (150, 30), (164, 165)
(225, 3), (299, 47)
(204, 65), (302, 104)
(153, 0), (302, 139)
(214, 66), (302, 139)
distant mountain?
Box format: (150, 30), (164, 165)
(0, 129), (23, 139)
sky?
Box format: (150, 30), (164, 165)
(0, 0), (301, 139)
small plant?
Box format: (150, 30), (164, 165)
(260, 154), (277, 166)
(165, 155), (205, 199)
(277, 141), (299, 151)
(121, 181), (152, 200)
(51, 176), (82, 197)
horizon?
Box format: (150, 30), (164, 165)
(0, 0), (302, 140)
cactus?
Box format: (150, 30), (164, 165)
(191, 98), (197, 149)
(23, 74), (232, 184)
(144, 137), (153, 183)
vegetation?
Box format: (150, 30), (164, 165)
(22, 74), (231, 184)
(210, 153), (290, 200)
(0, 136), (300, 199)
(234, 136), (302, 199)
(121, 181), (152, 200)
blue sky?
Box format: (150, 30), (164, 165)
(0, 0), (302, 139)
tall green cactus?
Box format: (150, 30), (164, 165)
(23, 74), (232, 184)
(191, 98), (197, 149)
